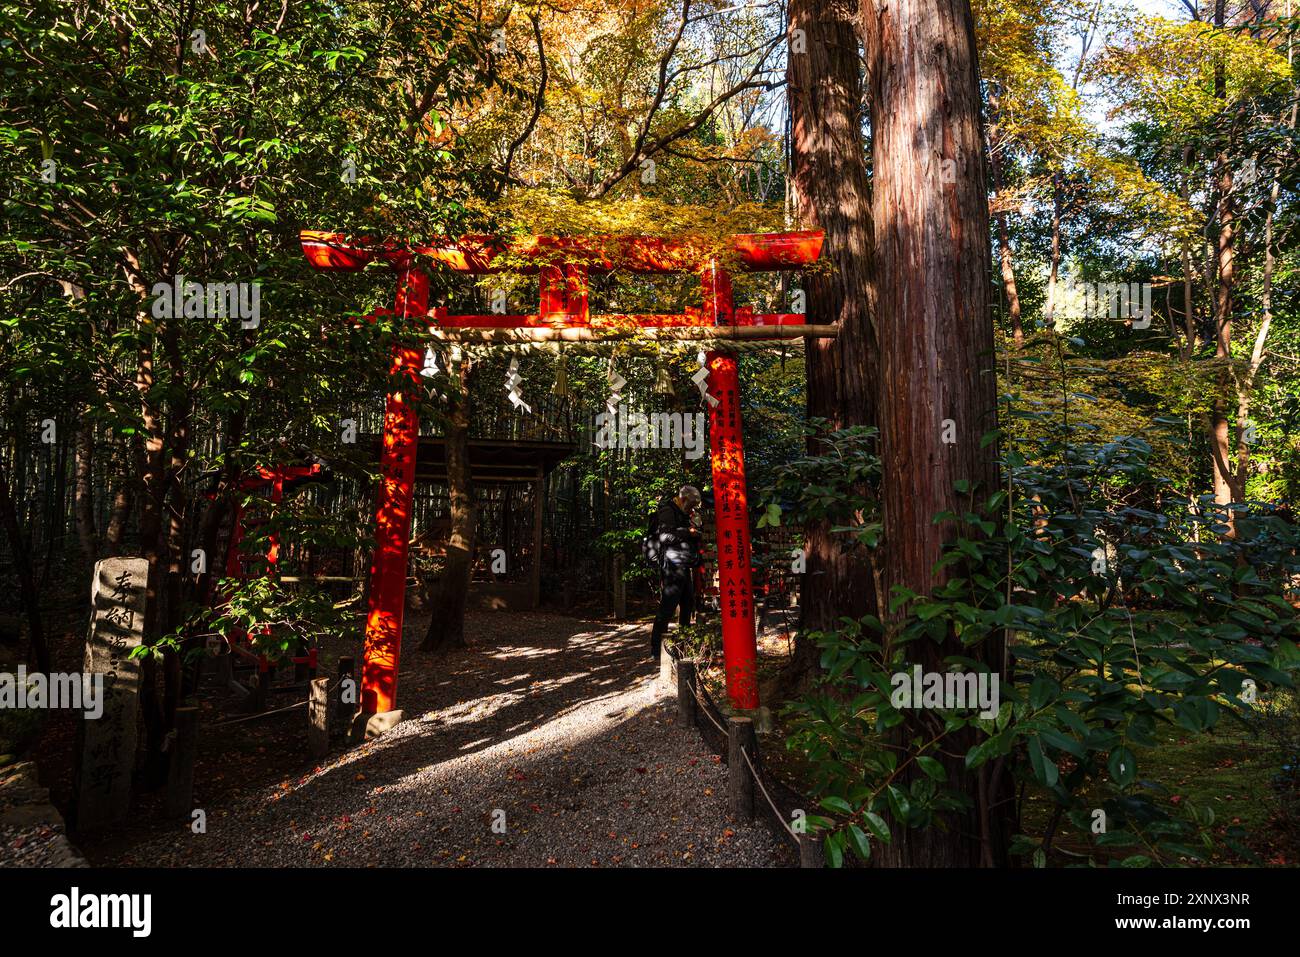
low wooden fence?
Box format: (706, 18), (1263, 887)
(662, 642), (825, 868)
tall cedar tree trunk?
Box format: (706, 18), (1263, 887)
(422, 361), (477, 652)
(862, 0), (1014, 866)
(786, 0), (879, 690)
(0, 458), (50, 674)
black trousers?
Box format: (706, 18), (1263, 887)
(651, 565), (695, 658)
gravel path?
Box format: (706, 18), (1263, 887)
(107, 612), (791, 867)
(0, 761), (86, 868)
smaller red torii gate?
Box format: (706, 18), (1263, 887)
(301, 228), (825, 728)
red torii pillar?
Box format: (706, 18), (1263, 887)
(701, 263), (759, 710)
(360, 257), (427, 720)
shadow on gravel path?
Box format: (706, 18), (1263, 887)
(94, 612), (790, 868)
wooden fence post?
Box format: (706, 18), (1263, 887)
(164, 706), (199, 819)
(799, 829), (824, 868)
(727, 716), (755, 822)
(251, 664), (272, 712)
(308, 677), (330, 759)
(335, 656), (355, 735)
(215, 647), (232, 689)
(676, 659), (697, 726)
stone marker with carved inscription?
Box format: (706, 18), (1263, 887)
(71, 557), (148, 833)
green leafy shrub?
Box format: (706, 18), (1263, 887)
(780, 426), (1300, 867)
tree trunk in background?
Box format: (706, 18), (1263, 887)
(193, 407), (245, 607)
(0, 458), (50, 674)
(1208, 0), (1238, 534)
(74, 410), (98, 567)
(40, 426), (70, 591)
(105, 453), (133, 557)
(862, 0), (1013, 866)
(422, 361), (477, 653)
(987, 94), (1023, 348)
(133, 301), (171, 786)
(786, 0), (879, 691)
(1178, 146), (1200, 357)
(1046, 175), (1063, 325)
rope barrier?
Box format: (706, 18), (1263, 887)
(680, 661), (799, 845)
(741, 744), (797, 840)
(674, 652), (804, 848)
(206, 673), (349, 729)
(681, 663), (728, 734)
(207, 698), (309, 728)
(693, 682), (727, 734)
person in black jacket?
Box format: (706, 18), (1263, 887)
(650, 485), (703, 663)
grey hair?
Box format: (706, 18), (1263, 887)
(679, 484), (702, 505)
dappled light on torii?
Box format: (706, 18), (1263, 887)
(301, 227), (827, 717)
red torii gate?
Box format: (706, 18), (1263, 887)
(300, 228), (824, 728)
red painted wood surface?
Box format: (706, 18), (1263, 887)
(359, 263), (428, 714)
(301, 229), (823, 274)
(701, 264), (760, 710)
(301, 231), (821, 716)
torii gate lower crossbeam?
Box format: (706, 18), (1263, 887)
(301, 230), (824, 727)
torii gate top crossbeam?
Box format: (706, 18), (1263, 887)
(300, 229), (823, 275)
(300, 229), (824, 334)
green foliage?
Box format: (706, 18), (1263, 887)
(669, 621), (722, 663)
(756, 420), (879, 537)
(782, 417), (1300, 867)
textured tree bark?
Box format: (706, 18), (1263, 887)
(1046, 176), (1063, 325)
(421, 361), (477, 653)
(131, 297), (172, 786)
(862, 0), (1013, 866)
(987, 93), (1023, 348)
(74, 409), (98, 566)
(193, 407), (245, 608)
(103, 436), (133, 556)
(1207, 0), (1238, 533)
(786, 0), (879, 690)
